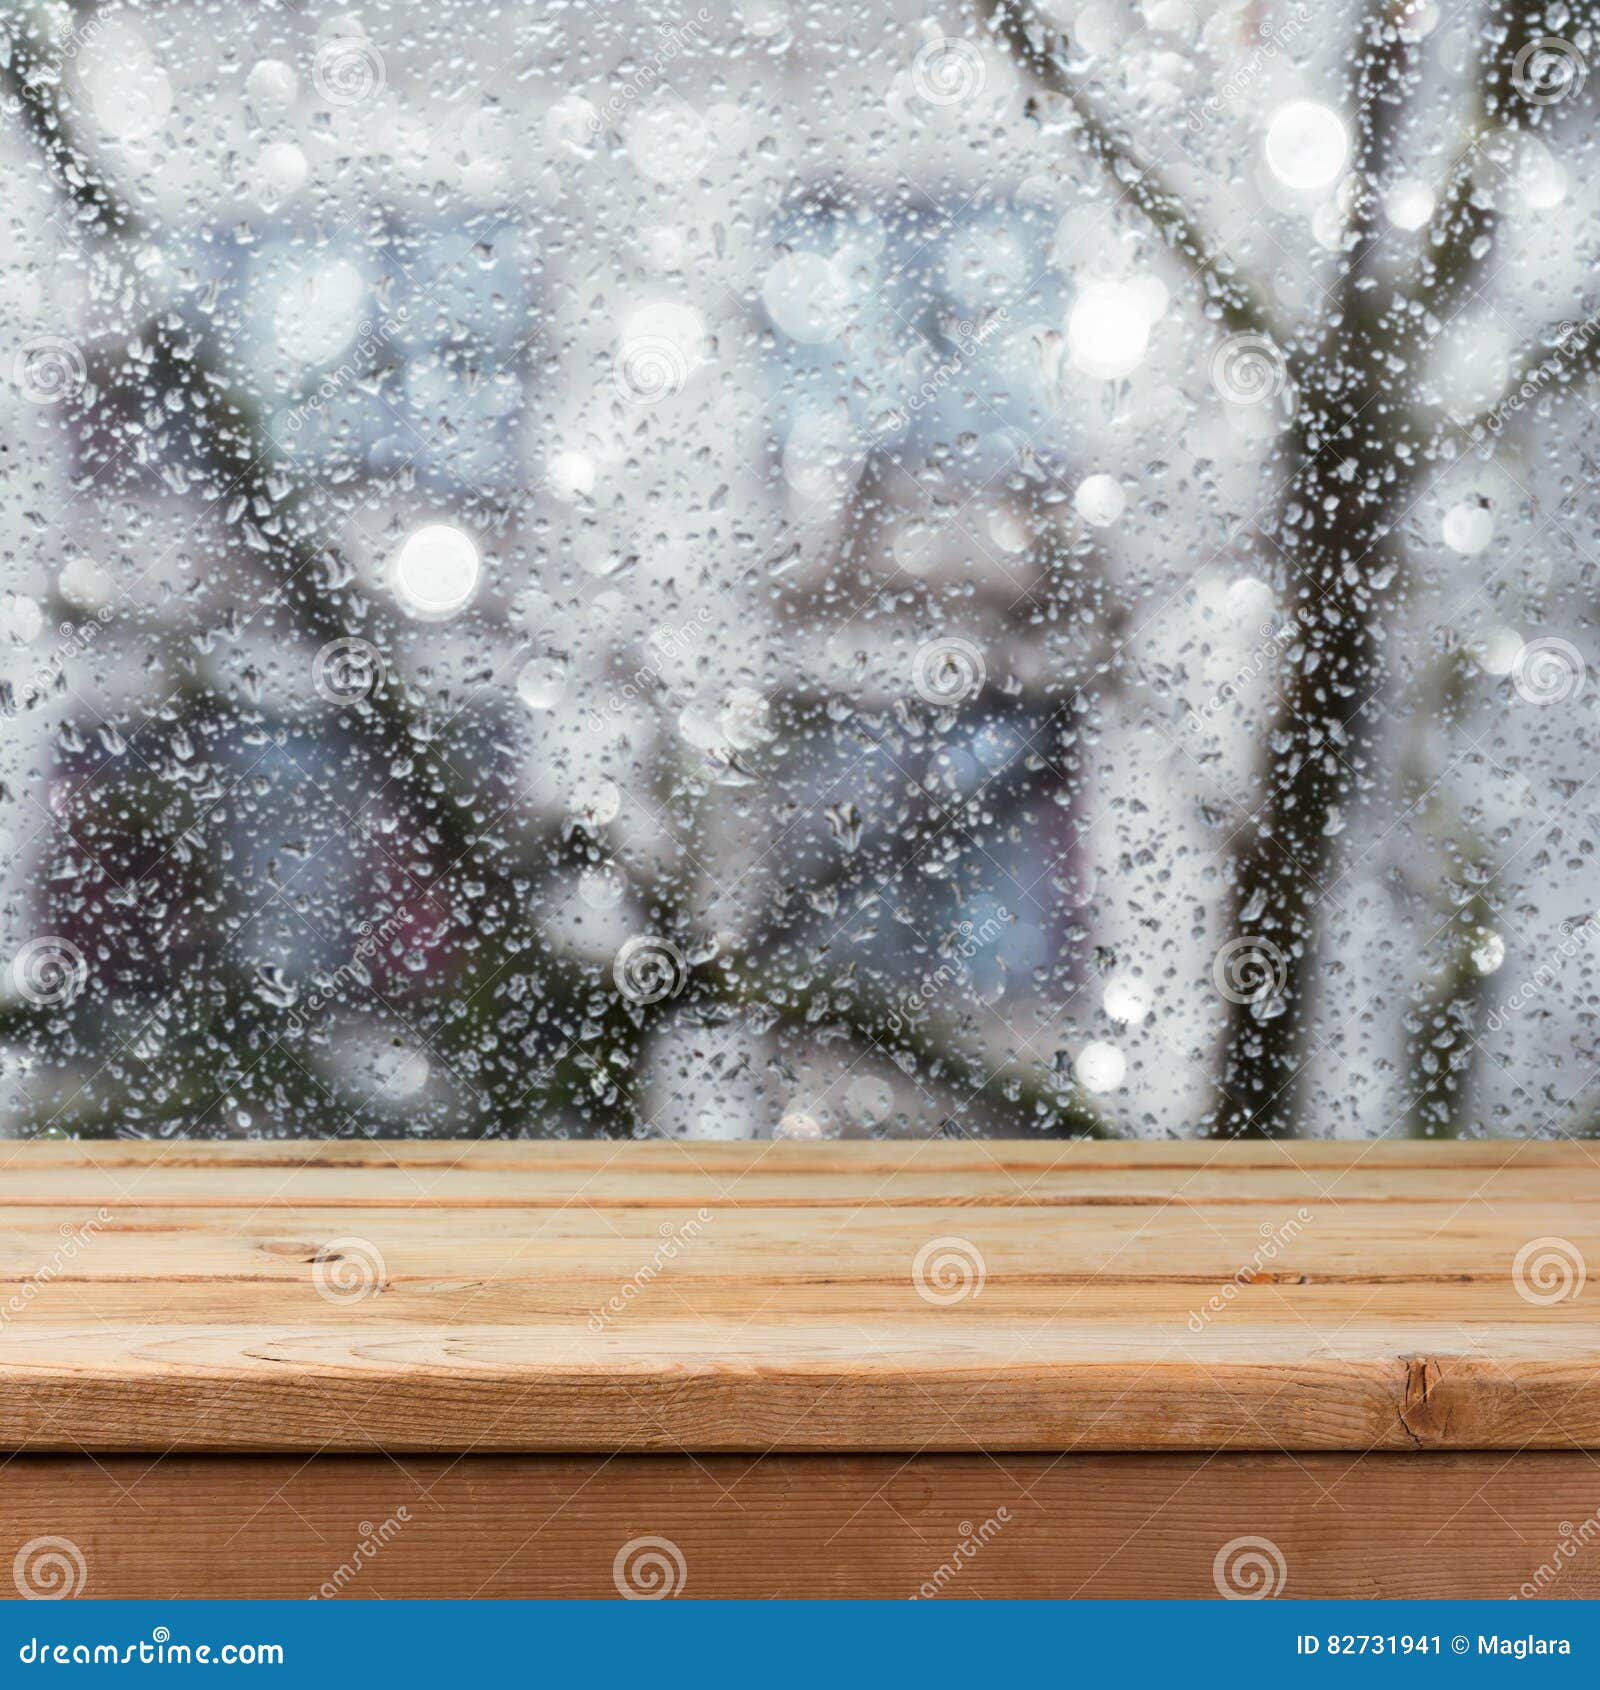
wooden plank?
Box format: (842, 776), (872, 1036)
(1, 1451), (1594, 1599)
(0, 1139), (1590, 1206)
(3, 1139), (1587, 1168)
(0, 1357), (1584, 1452)
(0, 1273), (1594, 1334)
(0, 1281), (1593, 1451)
(0, 1140), (1591, 1453)
(0, 1167), (1588, 1205)
(0, 1202), (1585, 1281)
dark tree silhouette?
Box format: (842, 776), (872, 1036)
(984, 0), (1600, 1135)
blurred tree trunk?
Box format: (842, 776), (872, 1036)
(986, 0), (1591, 1135)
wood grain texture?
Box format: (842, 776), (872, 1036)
(0, 1139), (1593, 1453)
(3, 1451), (1596, 1600)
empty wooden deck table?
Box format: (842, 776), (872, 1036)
(0, 1138), (1596, 1600)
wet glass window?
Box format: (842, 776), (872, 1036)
(2, 1), (1595, 1140)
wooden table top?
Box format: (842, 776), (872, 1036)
(0, 1138), (1594, 1454)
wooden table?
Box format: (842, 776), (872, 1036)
(0, 1139), (1595, 1599)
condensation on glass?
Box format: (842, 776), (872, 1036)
(0, 2), (1593, 1140)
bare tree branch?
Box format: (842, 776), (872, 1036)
(1, 15), (126, 235)
(975, 0), (1289, 350)
(984, 0), (1440, 1136)
(1404, 4), (1600, 435)
(1404, 6), (1587, 301)
(0, 26), (599, 1136)
(5, 20), (1105, 1142)
(1456, 306), (1600, 442)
